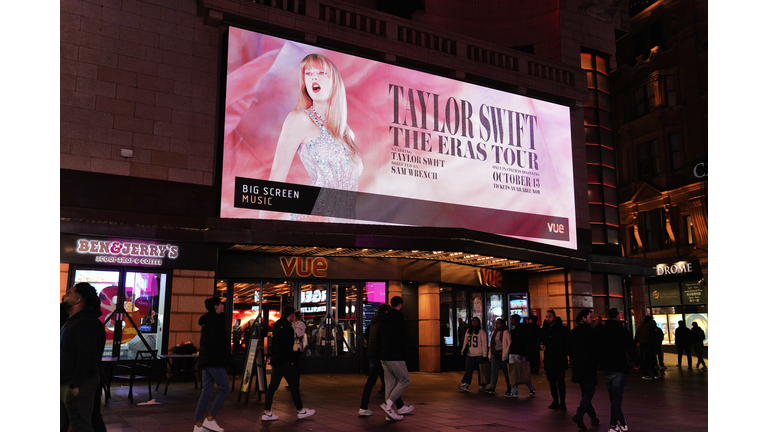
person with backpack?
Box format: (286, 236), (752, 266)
(674, 320), (693, 369)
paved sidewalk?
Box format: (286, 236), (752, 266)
(101, 353), (707, 432)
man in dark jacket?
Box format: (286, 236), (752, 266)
(652, 319), (666, 370)
(193, 297), (232, 432)
(61, 282), (104, 432)
(508, 314), (536, 397)
(379, 296), (413, 421)
(569, 309), (599, 430)
(595, 308), (641, 432)
(674, 320), (692, 369)
(635, 315), (659, 379)
(540, 309), (569, 410)
(262, 305), (315, 421)
(526, 315), (541, 374)
(691, 322), (707, 370)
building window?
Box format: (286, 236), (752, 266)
(668, 133), (681, 170)
(663, 74), (676, 106)
(685, 215), (696, 245)
(638, 140), (661, 178)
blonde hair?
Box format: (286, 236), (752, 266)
(296, 53), (361, 163)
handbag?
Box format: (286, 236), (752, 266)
(478, 361), (491, 386)
(508, 355), (532, 384)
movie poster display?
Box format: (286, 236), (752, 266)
(221, 28), (577, 249)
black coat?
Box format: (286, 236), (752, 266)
(675, 326), (692, 347)
(366, 314), (385, 359)
(509, 322), (529, 355)
(540, 319), (569, 371)
(270, 317), (295, 366)
(569, 322), (598, 384)
(380, 308), (406, 361)
(198, 312), (232, 368)
(60, 309), (104, 387)
(595, 320), (640, 373)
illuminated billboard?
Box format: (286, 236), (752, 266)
(221, 28), (577, 249)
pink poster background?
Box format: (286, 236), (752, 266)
(221, 28), (576, 249)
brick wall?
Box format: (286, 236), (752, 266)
(167, 269), (216, 349)
(60, 0), (220, 186)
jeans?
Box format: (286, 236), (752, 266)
(360, 358), (403, 410)
(677, 344), (692, 368)
(194, 367), (231, 422)
(381, 360), (410, 404)
(577, 382), (597, 416)
(489, 353), (510, 391)
(60, 375), (100, 432)
(264, 362), (303, 411)
(602, 371), (628, 426)
(461, 355), (485, 386)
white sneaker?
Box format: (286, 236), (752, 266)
(380, 402), (403, 420)
(261, 412), (279, 421)
(397, 405), (414, 414)
(193, 426), (205, 432)
(297, 408), (315, 419)
(608, 425), (621, 432)
(358, 408), (374, 416)
(458, 383), (469, 391)
(618, 422), (629, 431)
(202, 418), (224, 432)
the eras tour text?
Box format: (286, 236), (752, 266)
(387, 83), (544, 195)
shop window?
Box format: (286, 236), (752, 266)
(440, 288), (454, 348)
(486, 292), (504, 340)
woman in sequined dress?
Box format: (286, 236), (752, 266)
(269, 54), (363, 220)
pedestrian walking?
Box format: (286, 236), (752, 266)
(193, 297), (232, 432)
(359, 304), (405, 416)
(652, 319), (666, 370)
(482, 318), (512, 396)
(569, 309), (600, 430)
(262, 305), (315, 421)
(595, 308), (641, 432)
(379, 296), (414, 421)
(527, 315), (541, 374)
(540, 309), (569, 410)
(286, 311), (307, 391)
(691, 322), (707, 370)
(508, 314), (536, 397)
(674, 320), (693, 369)
(635, 315), (659, 380)
(457, 316), (488, 392)
(61, 282), (106, 432)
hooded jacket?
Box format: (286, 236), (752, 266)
(198, 311), (232, 368)
(595, 319), (640, 373)
(380, 308), (406, 361)
(60, 308), (105, 387)
(366, 313), (385, 359)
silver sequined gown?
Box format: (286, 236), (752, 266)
(293, 107), (363, 220)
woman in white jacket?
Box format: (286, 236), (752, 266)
(458, 317), (488, 391)
(483, 318), (513, 396)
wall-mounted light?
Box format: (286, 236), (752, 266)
(120, 148), (133, 158)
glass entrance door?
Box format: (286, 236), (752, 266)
(298, 281), (360, 373)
